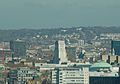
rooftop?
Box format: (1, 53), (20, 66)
(90, 61), (112, 68)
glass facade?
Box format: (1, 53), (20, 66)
(90, 77), (120, 84)
(10, 41), (26, 58)
(111, 40), (120, 55)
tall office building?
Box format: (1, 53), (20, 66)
(10, 40), (26, 58)
(79, 50), (85, 59)
(111, 40), (120, 55)
(53, 40), (68, 64)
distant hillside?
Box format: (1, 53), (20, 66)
(0, 26), (120, 42)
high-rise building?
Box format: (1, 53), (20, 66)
(53, 40), (68, 64)
(10, 40), (26, 58)
(79, 50), (85, 59)
(111, 40), (120, 55)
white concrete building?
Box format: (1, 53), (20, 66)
(53, 40), (68, 64)
(52, 67), (89, 84)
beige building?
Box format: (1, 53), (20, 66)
(52, 67), (89, 84)
(101, 55), (120, 64)
(53, 40), (68, 64)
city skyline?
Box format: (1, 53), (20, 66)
(0, 1), (120, 83)
(0, 29), (120, 83)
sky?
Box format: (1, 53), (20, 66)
(0, 0), (120, 29)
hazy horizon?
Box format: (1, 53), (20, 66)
(0, 0), (120, 29)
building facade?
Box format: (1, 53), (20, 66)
(90, 61), (120, 84)
(52, 67), (89, 84)
(17, 67), (38, 84)
(10, 40), (26, 58)
(90, 77), (120, 84)
(53, 40), (68, 64)
(111, 40), (120, 55)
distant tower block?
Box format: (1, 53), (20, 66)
(10, 40), (26, 58)
(111, 40), (120, 55)
(53, 40), (68, 64)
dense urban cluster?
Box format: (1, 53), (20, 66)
(0, 27), (120, 84)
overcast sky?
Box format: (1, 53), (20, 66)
(0, 0), (120, 29)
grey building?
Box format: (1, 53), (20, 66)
(10, 40), (26, 58)
(111, 40), (120, 55)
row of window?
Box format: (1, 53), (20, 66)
(18, 74), (33, 77)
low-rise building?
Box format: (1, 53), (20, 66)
(17, 67), (38, 84)
(89, 61), (120, 84)
(52, 66), (89, 84)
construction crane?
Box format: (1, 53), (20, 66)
(2, 48), (4, 65)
